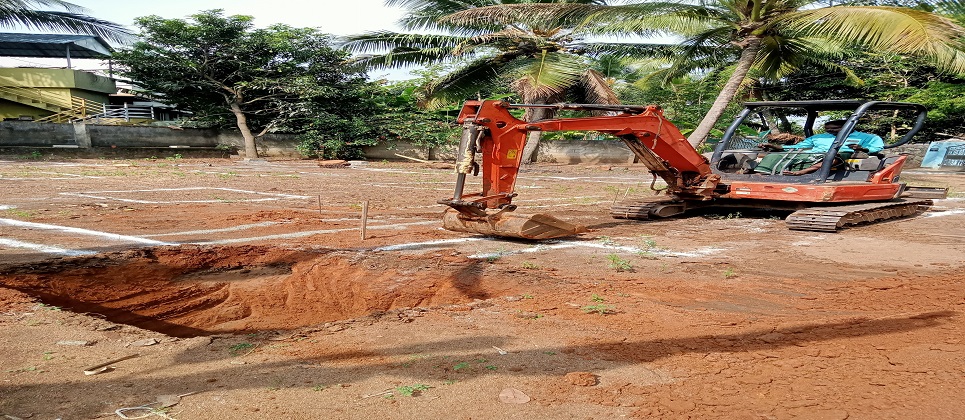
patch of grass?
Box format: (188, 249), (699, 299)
(637, 250), (658, 260)
(521, 262), (539, 270)
(36, 303), (61, 311)
(606, 254), (633, 272)
(166, 153), (183, 161)
(711, 212), (743, 220)
(723, 267), (738, 279)
(228, 342), (255, 355)
(452, 362), (471, 371)
(18, 150), (43, 160)
(6, 209), (34, 219)
(640, 235), (658, 249)
(485, 365), (498, 371)
(581, 304), (615, 315)
(395, 384), (431, 397)
(7, 365), (41, 373)
(591, 294), (605, 303)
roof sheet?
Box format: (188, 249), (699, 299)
(0, 33), (112, 58)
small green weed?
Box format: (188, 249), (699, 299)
(37, 303), (61, 311)
(637, 250), (658, 260)
(640, 236), (658, 249)
(521, 262), (539, 270)
(19, 150), (43, 160)
(598, 236), (617, 246)
(42, 352), (55, 361)
(606, 254), (633, 272)
(312, 385), (327, 392)
(6, 209), (33, 219)
(581, 304), (615, 315)
(228, 342), (255, 355)
(166, 153), (183, 161)
(723, 267), (738, 279)
(591, 294), (605, 303)
(395, 384), (431, 397)
(522, 294), (534, 299)
(485, 365), (498, 371)
(452, 362), (471, 371)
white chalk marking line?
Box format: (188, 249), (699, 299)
(469, 242), (725, 259)
(374, 237), (486, 251)
(60, 187), (311, 204)
(191, 220), (438, 245)
(369, 184), (452, 191)
(924, 209), (965, 218)
(1, 177), (98, 181)
(0, 205), (13, 210)
(371, 236), (723, 258)
(0, 238), (97, 256)
(143, 221), (281, 237)
(0, 218), (174, 246)
(39, 172), (103, 178)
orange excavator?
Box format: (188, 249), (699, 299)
(438, 100), (942, 239)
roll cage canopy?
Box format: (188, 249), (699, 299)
(712, 100), (928, 183)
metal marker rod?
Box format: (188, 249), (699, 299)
(360, 200), (369, 240)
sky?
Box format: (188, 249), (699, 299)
(67, 0), (406, 35)
(0, 0), (410, 76)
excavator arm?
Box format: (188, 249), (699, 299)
(439, 100), (720, 239)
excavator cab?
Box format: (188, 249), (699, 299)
(709, 100), (927, 183)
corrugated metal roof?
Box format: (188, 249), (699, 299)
(0, 33), (112, 58)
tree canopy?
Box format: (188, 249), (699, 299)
(112, 10), (365, 159)
(447, 0), (965, 146)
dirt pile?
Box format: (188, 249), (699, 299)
(0, 245), (521, 337)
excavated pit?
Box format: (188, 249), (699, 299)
(0, 245), (520, 337)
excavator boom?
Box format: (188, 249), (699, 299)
(439, 100), (718, 239)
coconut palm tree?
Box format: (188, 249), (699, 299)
(0, 0), (131, 43)
(446, 0), (965, 146)
(343, 0), (647, 162)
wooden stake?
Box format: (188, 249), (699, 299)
(360, 200), (369, 240)
(317, 195), (322, 215)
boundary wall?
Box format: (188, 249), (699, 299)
(0, 121), (931, 167)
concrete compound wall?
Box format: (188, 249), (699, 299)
(0, 121), (934, 167)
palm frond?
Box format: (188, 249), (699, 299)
(425, 52), (523, 105)
(340, 31), (467, 53)
(578, 68), (621, 104)
(0, 9), (133, 43)
(782, 6), (965, 72)
(507, 51), (587, 102)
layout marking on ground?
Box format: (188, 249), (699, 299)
(0, 238), (96, 256)
(59, 187), (311, 204)
(143, 221), (282, 237)
(0, 218), (175, 246)
(190, 221), (438, 245)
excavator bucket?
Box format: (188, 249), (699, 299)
(442, 209), (586, 240)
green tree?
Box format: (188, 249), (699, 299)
(449, 0), (965, 146)
(343, 0), (633, 162)
(0, 0), (131, 42)
(112, 10), (361, 159)
(767, 52), (965, 138)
